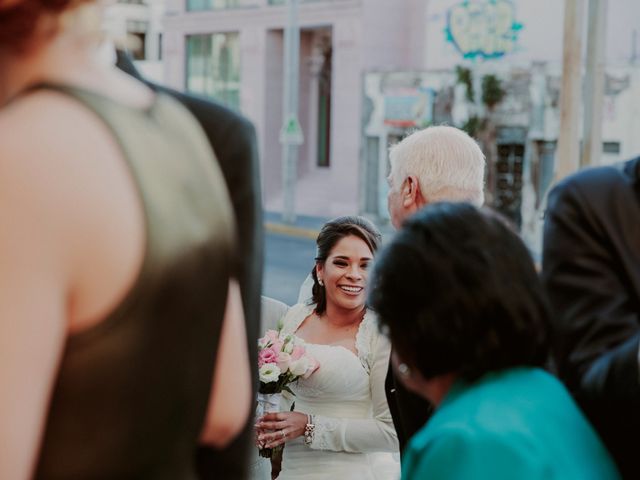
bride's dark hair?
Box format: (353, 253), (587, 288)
(311, 216), (381, 315)
(0, 0), (89, 52)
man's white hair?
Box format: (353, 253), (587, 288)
(389, 125), (486, 206)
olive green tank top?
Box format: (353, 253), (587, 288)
(31, 84), (235, 479)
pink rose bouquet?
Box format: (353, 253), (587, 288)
(257, 329), (318, 393)
(256, 329), (318, 457)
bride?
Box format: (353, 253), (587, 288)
(256, 216), (399, 479)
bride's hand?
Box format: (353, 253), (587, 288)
(256, 411), (308, 449)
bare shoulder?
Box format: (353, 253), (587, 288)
(0, 91), (112, 226)
(0, 88), (141, 238)
(0, 91), (92, 166)
(1, 91), (120, 250)
(0, 93), (100, 301)
(0, 89), (145, 328)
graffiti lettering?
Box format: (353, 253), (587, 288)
(446, 0), (523, 60)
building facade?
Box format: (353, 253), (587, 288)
(163, 0), (428, 218)
(162, 0), (640, 220)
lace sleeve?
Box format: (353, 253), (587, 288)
(355, 310), (378, 373)
(308, 320), (399, 453)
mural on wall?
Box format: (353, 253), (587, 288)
(446, 0), (523, 60)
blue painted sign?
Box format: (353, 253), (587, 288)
(383, 87), (434, 128)
(445, 0), (523, 60)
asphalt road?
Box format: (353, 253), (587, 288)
(262, 231), (316, 306)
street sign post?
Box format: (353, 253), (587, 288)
(281, 0), (301, 224)
(279, 114), (304, 146)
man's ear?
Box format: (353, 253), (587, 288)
(402, 175), (423, 208)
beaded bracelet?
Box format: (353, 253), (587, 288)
(303, 414), (315, 446)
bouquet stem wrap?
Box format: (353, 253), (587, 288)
(256, 392), (283, 458)
(256, 328), (318, 460)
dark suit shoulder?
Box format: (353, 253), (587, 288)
(552, 164), (622, 197)
(559, 157), (638, 190)
(548, 157), (639, 214)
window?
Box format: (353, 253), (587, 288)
(187, 0), (240, 11)
(602, 141), (621, 154)
(127, 20), (149, 61)
(186, 33), (241, 111)
(130, 32), (146, 60)
(316, 44), (332, 167)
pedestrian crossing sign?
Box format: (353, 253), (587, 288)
(279, 115), (304, 145)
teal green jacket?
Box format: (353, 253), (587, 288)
(402, 368), (620, 480)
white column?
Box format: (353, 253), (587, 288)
(581, 0), (608, 168)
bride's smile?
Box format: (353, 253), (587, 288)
(316, 234), (372, 311)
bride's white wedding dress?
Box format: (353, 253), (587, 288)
(277, 303), (400, 480)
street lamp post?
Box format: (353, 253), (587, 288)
(280, 0), (303, 224)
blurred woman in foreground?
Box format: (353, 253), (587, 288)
(0, 2), (250, 478)
(369, 203), (620, 480)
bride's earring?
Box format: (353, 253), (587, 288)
(397, 363), (411, 378)
(318, 279), (324, 287)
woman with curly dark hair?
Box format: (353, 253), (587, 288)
(0, 3), (250, 478)
(255, 216), (400, 479)
(369, 203), (619, 480)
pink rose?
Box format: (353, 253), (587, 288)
(291, 345), (305, 361)
(271, 339), (284, 353)
(266, 330), (279, 342)
(277, 352), (291, 373)
(258, 347), (279, 368)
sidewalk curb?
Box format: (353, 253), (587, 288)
(265, 222), (320, 240)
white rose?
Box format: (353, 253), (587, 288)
(289, 357), (310, 377)
(259, 363), (281, 383)
(281, 335), (295, 354)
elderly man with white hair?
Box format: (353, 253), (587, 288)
(383, 125), (486, 453)
(386, 125), (485, 228)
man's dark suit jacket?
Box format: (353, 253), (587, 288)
(385, 360), (433, 453)
(542, 157), (640, 478)
(117, 52), (263, 480)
